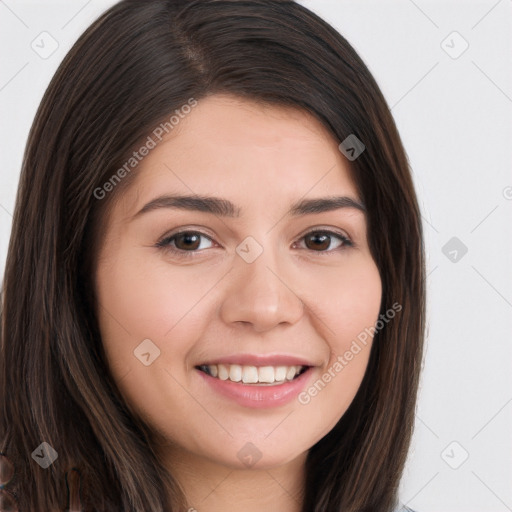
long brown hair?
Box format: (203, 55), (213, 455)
(0, 1), (425, 510)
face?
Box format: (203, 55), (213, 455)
(94, 94), (382, 471)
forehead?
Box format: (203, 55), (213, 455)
(119, 94), (361, 218)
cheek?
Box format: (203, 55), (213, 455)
(325, 257), (382, 377)
(303, 253), (382, 346)
(93, 249), (222, 407)
(295, 256), (382, 431)
(94, 254), (217, 432)
(95, 249), (216, 344)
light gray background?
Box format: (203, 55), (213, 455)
(1, 1), (511, 510)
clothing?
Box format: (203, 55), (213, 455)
(395, 504), (416, 512)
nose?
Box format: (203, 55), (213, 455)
(219, 246), (305, 333)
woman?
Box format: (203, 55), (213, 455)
(0, 0), (425, 510)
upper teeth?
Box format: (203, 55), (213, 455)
(199, 364), (305, 384)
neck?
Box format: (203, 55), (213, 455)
(161, 443), (307, 512)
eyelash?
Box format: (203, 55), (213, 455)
(155, 228), (354, 259)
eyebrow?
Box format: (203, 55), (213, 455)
(132, 194), (366, 219)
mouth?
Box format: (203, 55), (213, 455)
(195, 364), (310, 386)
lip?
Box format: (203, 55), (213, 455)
(196, 353), (315, 367)
(196, 365), (315, 409)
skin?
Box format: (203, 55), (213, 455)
(94, 94), (382, 512)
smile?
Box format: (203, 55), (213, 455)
(197, 364), (309, 386)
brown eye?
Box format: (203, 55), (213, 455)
(298, 230), (353, 253)
(173, 232), (202, 251)
(304, 232), (331, 251)
(156, 230), (215, 256)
